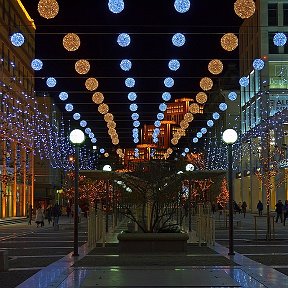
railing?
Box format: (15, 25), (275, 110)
(88, 206), (106, 248)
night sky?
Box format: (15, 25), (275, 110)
(21, 0), (242, 149)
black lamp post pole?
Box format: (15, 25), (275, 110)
(228, 144), (234, 256)
(73, 145), (79, 256)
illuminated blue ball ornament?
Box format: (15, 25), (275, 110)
(65, 103), (74, 112)
(133, 120), (140, 127)
(10, 32), (25, 47)
(193, 137), (199, 143)
(128, 92), (137, 101)
(162, 92), (171, 101)
(100, 148), (105, 154)
(59, 92), (68, 101)
(207, 120), (214, 127)
(125, 77), (135, 88)
(219, 103), (228, 111)
(85, 128), (91, 134)
(172, 33), (185, 47)
(201, 128), (207, 134)
(120, 59), (132, 71)
(73, 113), (81, 120)
(168, 59), (180, 71)
(184, 147), (189, 153)
(159, 103), (167, 112)
(91, 138), (97, 143)
(164, 77), (174, 88)
(80, 120), (87, 127)
(46, 77), (57, 87)
(197, 132), (203, 138)
(273, 33), (287, 47)
(174, 0), (190, 13)
(228, 91), (237, 101)
(253, 59), (265, 71)
(108, 0), (124, 14)
(212, 112), (220, 120)
(31, 59), (43, 71)
(117, 33), (131, 47)
(157, 113), (164, 120)
(239, 76), (249, 87)
(131, 113), (139, 120)
(154, 120), (161, 127)
(129, 103), (138, 111)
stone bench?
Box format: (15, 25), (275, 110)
(0, 250), (8, 271)
(117, 232), (189, 253)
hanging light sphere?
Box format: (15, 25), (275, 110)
(104, 113), (114, 122)
(184, 112), (194, 122)
(46, 77), (56, 87)
(134, 138), (140, 144)
(253, 58), (265, 70)
(125, 77), (135, 88)
(159, 103), (167, 112)
(59, 91), (68, 101)
(108, 0), (124, 14)
(162, 92), (171, 101)
(207, 120), (214, 127)
(85, 128), (91, 134)
(10, 32), (25, 47)
(208, 59), (223, 75)
(37, 0), (59, 19)
(174, 0), (190, 13)
(228, 91), (238, 101)
(164, 77), (174, 88)
(63, 33), (80, 51)
(184, 147), (189, 153)
(133, 120), (140, 127)
(157, 112), (165, 120)
(154, 128), (160, 135)
(234, 0), (256, 19)
(80, 120), (87, 127)
(128, 92), (137, 101)
(131, 113), (139, 120)
(120, 59), (132, 71)
(154, 120), (161, 128)
(129, 103), (138, 111)
(189, 103), (200, 114)
(116, 148), (123, 154)
(133, 128), (139, 135)
(85, 77), (98, 91)
(193, 137), (199, 143)
(180, 120), (189, 129)
(75, 59), (90, 74)
(88, 132), (95, 139)
(197, 132), (203, 138)
(65, 103), (73, 112)
(213, 112), (220, 120)
(201, 127), (207, 134)
(117, 33), (131, 47)
(92, 92), (104, 104)
(171, 138), (178, 145)
(195, 92), (208, 104)
(112, 138), (119, 145)
(200, 77), (213, 91)
(100, 148), (105, 154)
(91, 138), (97, 144)
(107, 121), (116, 129)
(73, 113), (81, 120)
(219, 103), (228, 111)
(273, 33), (287, 47)
(31, 59), (43, 71)
(221, 33), (238, 51)
(239, 76), (249, 87)
(168, 59), (180, 71)
(172, 33), (186, 47)
(98, 103), (109, 114)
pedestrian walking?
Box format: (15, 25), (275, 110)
(52, 203), (61, 226)
(275, 200), (283, 223)
(28, 204), (33, 225)
(46, 204), (53, 224)
(241, 201), (247, 218)
(283, 200), (288, 226)
(35, 206), (44, 228)
(257, 200), (263, 216)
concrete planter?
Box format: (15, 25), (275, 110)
(117, 232), (189, 253)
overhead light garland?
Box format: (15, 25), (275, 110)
(200, 77), (213, 91)
(221, 33), (238, 51)
(75, 59), (90, 74)
(63, 33), (80, 51)
(208, 59), (223, 75)
(85, 77), (98, 91)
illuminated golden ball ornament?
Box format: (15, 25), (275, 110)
(199, 77), (213, 91)
(195, 92), (208, 104)
(63, 33), (80, 51)
(38, 0), (59, 19)
(104, 152), (109, 158)
(208, 59), (223, 75)
(92, 92), (104, 104)
(98, 103), (109, 114)
(107, 121), (116, 129)
(104, 113), (114, 122)
(189, 103), (200, 114)
(221, 33), (238, 51)
(167, 148), (173, 154)
(112, 138), (119, 145)
(85, 77), (99, 91)
(234, 0), (256, 19)
(171, 138), (178, 145)
(180, 120), (189, 129)
(184, 112), (194, 122)
(116, 148), (123, 155)
(75, 59), (90, 75)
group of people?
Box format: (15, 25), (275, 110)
(28, 203), (61, 227)
(233, 201), (248, 217)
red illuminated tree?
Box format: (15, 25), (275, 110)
(216, 177), (229, 209)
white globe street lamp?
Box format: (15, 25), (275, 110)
(69, 129), (85, 256)
(185, 163), (194, 231)
(222, 128), (238, 255)
(185, 163), (195, 171)
(103, 164), (112, 171)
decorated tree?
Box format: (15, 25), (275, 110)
(216, 177), (229, 209)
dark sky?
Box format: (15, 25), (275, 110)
(21, 0), (242, 149)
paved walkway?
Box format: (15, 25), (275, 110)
(0, 212), (288, 287)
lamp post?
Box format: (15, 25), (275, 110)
(222, 129), (238, 256)
(69, 129), (85, 256)
(185, 164), (194, 232)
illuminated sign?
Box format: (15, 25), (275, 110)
(269, 95), (288, 116)
(269, 62), (288, 89)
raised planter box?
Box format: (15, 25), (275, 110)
(117, 232), (189, 253)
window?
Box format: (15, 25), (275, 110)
(284, 4), (288, 26)
(268, 3), (278, 26)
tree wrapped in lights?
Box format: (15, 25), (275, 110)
(216, 177), (229, 209)
(186, 152), (206, 170)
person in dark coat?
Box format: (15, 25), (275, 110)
(275, 200), (283, 223)
(257, 200), (263, 216)
(28, 204), (33, 225)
